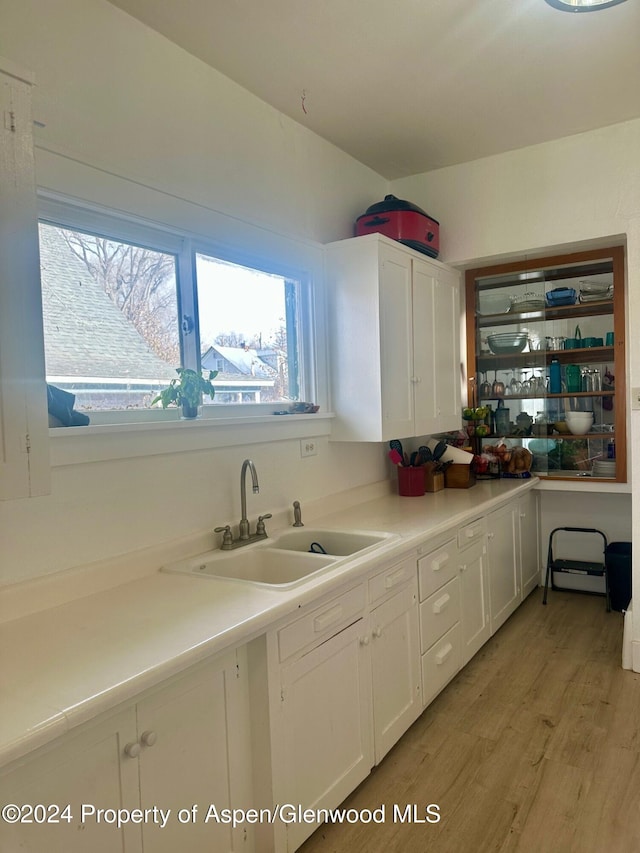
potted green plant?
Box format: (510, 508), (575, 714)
(152, 368), (218, 419)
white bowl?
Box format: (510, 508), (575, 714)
(565, 412), (593, 435)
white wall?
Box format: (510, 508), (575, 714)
(0, 0), (390, 585)
(392, 123), (638, 659)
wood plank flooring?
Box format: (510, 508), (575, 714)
(299, 590), (640, 853)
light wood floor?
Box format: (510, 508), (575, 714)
(300, 590), (640, 853)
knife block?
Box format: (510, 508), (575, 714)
(424, 464), (444, 493)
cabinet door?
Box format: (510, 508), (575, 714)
(370, 583), (421, 763)
(276, 618), (373, 851)
(413, 259), (461, 435)
(518, 492), (540, 599)
(0, 64), (49, 498)
(486, 503), (520, 633)
(0, 708), (142, 853)
(136, 652), (251, 853)
(459, 540), (491, 664)
(379, 244), (414, 440)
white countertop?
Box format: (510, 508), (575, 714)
(0, 477), (536, 770)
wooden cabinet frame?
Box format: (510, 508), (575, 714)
(465, 246), (626, 482)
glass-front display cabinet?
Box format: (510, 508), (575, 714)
(465, 246), (626, 482)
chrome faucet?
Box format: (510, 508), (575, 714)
(214, 459), (271, 549)
(239, 459), (259, 540)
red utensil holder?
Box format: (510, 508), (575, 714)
(397, 466), (425, 496)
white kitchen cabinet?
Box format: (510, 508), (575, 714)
(325, 233), (461, 441)
(271, 614), (373, 852)
(264, 558), (421, 851)
(486, 502), (520, 634)
(136, 650), (253, 853)
(457, 522), (491, 666)
(369, 569), (421, 763)
(0, 707), (142, 853)
(417, 537), (463, 705)
(517, 491), (540, 599)
(0, 59), (50, 498)
(0, 650), (253, 853)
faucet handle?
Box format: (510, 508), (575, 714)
(214, 525), (234, 549)
(256, 514), (272, 536)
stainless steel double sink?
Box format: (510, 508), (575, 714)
(162, 528), (397, 589)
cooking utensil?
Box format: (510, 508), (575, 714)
(389, 439), (403, 459)
(418, 445), (432, 463)
(409, 451), (418, 467)
(433, 440), (447, 461)
(388, 449), (404, 466)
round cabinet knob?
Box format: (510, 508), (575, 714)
(140, 730), (158, 747)
(359, 635), (370, 646)
(373, 627), (382, 639)
(124, 741), (141, 758)
(487, 532), (495, 540)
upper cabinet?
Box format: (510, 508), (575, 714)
(465, 246), (626, 483)
(0, 59), (50, 498)
(325, 234), (461, 442)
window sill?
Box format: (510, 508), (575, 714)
(49, 413), (335, 467)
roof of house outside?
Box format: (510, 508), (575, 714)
(201, 343), (277, 379)
(39, 224), (176, 382)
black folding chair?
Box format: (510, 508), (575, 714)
(542, 526), (610, 611)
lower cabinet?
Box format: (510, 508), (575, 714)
(263, 556), (420, 852)
(486, 503), (520, 634)
(418, 537), (463, 705)
(458, 539), (491, 665)
(369, 576), (421, 763)
(518, 491), (541, 598)
(0, 649), (253, 853)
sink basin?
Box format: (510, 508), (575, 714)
(162, 528), (396, 588)
(163, 546), (338, 587)
(270, 528), (394, 556)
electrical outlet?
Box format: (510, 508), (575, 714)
(632, 387), (640, 411)
(300, 439), (318, 458)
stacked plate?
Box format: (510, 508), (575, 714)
(592, 459), (616, 478)
(509, 292), (545, 312)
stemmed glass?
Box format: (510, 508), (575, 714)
(509, 369), (522, 396)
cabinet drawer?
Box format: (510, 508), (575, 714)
(420, 577), (460, 652)
(418, 539), (457, 601)
(278, 585), (366, 662)
(457, 518), (486, 552)
(369, 556), (416, 606)
(421, 623), (462, 707)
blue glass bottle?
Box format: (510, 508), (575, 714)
(549, 358), (562, 394)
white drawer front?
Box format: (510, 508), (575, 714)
(420, 577), (460, 653)
(418, 539), (457, 601)
(457, 518), (486, 552)
(278, 584), (366, 661)
(421, 623), (462, 707)
(368, 556), (416, 606)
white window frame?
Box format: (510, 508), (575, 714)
(38, 195), (331, 464)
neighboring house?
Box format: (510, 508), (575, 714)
(39, 224), (176, 410)
(201, 343), (278, 403)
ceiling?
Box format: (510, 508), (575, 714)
(107, 0), (640, 179)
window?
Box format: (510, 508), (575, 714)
(40, 222), (179, 412)
(195, 252), (301, 406)
(38, 206), (312, 422)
